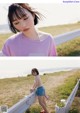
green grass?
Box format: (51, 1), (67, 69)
(0, 23), (80, 56)
(52, 70), (80, 113)
(55, 75), (79, 99)
(57, 37), (80, 56)
(25, 70), (80, 113)
(0, 70), (80, 113)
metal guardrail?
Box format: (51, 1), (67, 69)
(55, 79), (80, 113)
(0, 80), (80, 113)
(0, 29), (80, 56)
(7, 92), (36, 113)
(54, 29), (80, 46)
(0, 29), (80, 112)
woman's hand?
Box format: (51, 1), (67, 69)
(30, 88), (34, 93)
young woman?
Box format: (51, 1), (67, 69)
(2, 3), (57, 56)
(30, 68), (49, 113)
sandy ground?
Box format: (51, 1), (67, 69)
(44, 70), (77, 90)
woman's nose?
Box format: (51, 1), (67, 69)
(20, 19), (27, 26)
(21, 22), (26, 27)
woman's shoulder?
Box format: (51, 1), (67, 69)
(38, 31), (53, 40)
(4, 33), (22, 44)
(7, 32), (22, 40)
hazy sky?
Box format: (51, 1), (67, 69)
(0, 2), (80, 27)
(0, 58), (80, 79)
(0, 1), (80, 79)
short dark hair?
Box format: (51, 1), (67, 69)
(8, 3), (43, 33)
(31, 68), (39, 75)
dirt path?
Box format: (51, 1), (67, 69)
(41, 70), (78, 113)
(44, 70), (77, 91)
(0, 69), (78, 111)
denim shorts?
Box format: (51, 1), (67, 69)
(36, 86), (45, 96)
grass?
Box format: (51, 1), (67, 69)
(0, 76), (34, 107)
(39, 23), (80, 36)
(0, 71), (67, 107)
(69, 85), (80, 113)
(54, 73), (80, 100)
(0, 69), (80, 113)
(52, 70), (80, 113)
(57, 36), (80, 56)
(0, 23), (80, 56)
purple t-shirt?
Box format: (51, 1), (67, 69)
(2, 31), (57, 56)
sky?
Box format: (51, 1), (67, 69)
(0, 2), (80, 27)
(0, 58), (80, 79)
(0, 1), (80, 79)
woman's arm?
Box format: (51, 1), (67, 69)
(32, 81), (37, 89)
(30, 78), (38, 92)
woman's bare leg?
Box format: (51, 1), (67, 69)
(38, 96), (49, 113)
(43, 96), (46, 106)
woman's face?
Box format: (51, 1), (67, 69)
(31, 71), (37, 76)
(12, 8), (35, 33)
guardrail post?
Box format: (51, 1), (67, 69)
(0, 105), (8, 113)
(55, 79), (80, 113)
(55, 104), (65, 113)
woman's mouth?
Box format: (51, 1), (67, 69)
(23, 28), (30, 32)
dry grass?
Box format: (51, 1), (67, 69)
(0, 70), (79, 113)
(39, 23), (80, 36)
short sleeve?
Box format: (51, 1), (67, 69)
(48, 35), (57, 56)
(2, 40), (11, 56)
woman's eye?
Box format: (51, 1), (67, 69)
(14, 22), (19, 25)
(24, 17), (28, 20)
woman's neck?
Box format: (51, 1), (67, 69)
(22, 28), (40, 40)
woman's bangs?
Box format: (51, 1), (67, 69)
(12, 8), (27, 21)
